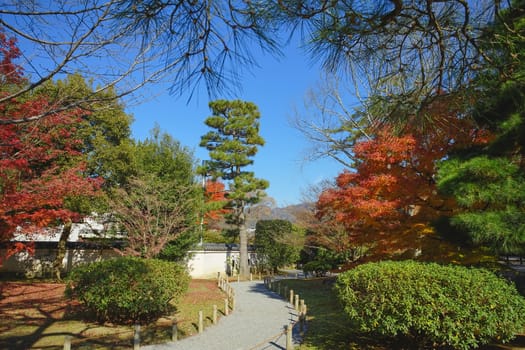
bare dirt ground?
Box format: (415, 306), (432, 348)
(0, 279), (224, 349)
(0, 282), (76, 322)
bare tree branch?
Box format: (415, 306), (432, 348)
(109, 177), (197, 258)
(276, 0), (511, 125)
(0, 0), (281, 124)
(291, 73), (373, 167)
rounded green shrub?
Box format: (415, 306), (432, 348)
(65, 257), (190, 324)
(335, 260), (525, 349)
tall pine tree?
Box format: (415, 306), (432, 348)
(199, 100), (268, 278)
(437, 1), (525, 256)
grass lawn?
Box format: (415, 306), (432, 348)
(276, 278), (525, 350)
(0, 279), (226, 349)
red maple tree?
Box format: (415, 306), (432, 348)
(0, 33), (102, 271)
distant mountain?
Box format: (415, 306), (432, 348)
(272, 202), (315, 224)
(244, 198), (315, 228)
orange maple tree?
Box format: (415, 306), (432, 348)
(316, 101), (492, 253)
(202, 179), (230, 229)
(0, 32), (102, 255)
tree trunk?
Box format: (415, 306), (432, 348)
(53, 220), (72, 281)
(239, 221), (250, 280)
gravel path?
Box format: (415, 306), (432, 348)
(142, 281), (300, 350)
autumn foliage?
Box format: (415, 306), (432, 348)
(316, 107), (492, 254)
(0, 32), (102, 244)
(202, 179), (229, 228)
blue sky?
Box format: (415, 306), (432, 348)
(128, 41), (345, 207)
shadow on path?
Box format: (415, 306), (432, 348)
(142, 281), (299, 350)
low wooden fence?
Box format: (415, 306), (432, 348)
(60, 273), (236, 349)
(217, 272), (236, 313)
(61, 274), (306, 349)
(259, 276), (308, 350)
(62, 303), (230, 350)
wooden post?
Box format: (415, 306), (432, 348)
(198, 310), (203, 333)
(171, 319), (178, 341)
(217, 272), (221, 286)
(63, 335), (71, 350)
(286, 323), (294, 350)
(294, 294), (299, 311)
(213, 304), (218, 324)
(289, 289), (294, 304)
(250, 272), (253, 281)
(237, 275), (240, 283)
(224, 298), (229, 316)
(300, 299), (306, 335)
(133, 324), (140, 350)
(259, 272), (262, 280)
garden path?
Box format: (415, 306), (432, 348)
(142, 280), (300, 350)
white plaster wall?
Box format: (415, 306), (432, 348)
(187, 250), (239, 278)
(0, 248), (119, 277)
(1, 247), (254, 279)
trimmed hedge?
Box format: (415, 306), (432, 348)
(65, 257), (190, 324)
(335, 260), (525, 349)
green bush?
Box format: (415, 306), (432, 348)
(335, 260), (525, 349)
(65, 257), (190, 324)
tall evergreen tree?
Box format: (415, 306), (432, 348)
(199, 100), (268, 278)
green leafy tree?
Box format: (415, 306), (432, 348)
(436, 0), (525, 256)
(110, 128), (202, 259)
(41, 73), (136, 190)
(29, 74), (135, 278)
(255, 220), (302, 273)
(199, 99), (269, 278)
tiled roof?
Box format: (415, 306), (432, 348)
(191, 243), (256, 252)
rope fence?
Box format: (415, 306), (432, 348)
(60, 272), (236, 349)
(260, 276), (308, 350)
(60, 313), (221, 350)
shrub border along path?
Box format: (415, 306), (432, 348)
(142, 281), (300, 350)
